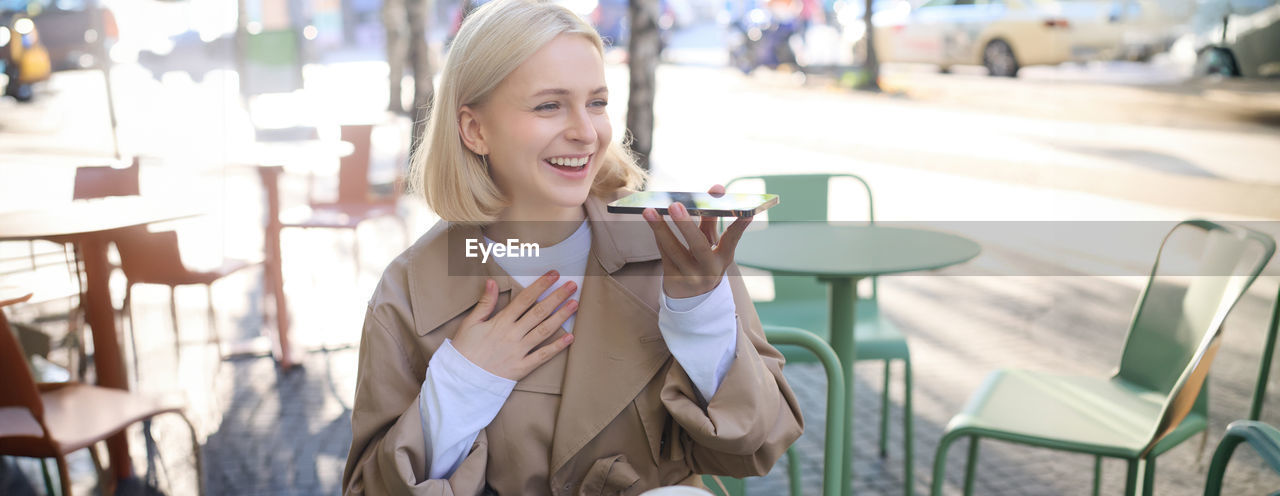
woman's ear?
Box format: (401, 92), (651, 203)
(458, 105), (489, 156)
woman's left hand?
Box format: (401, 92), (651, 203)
(643, 184), (753, 299)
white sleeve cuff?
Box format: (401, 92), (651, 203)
(418, 339), (515, 479)
(658, 274), (738, 401)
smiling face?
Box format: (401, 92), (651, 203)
(459, 34), (611, 221)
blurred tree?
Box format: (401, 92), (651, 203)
(860, 0), (881, 91)
(383, 0), (408, 114)
(406, 0), (435, 151)
(627, 0), (660, 172)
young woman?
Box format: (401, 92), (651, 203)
(342, 1), (803, 494)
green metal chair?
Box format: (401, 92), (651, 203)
(724, 173), (916, 494)
(931, 220), (1276, 496)
(704, 326), (845, 496)
(1204, 420), (1280, 496)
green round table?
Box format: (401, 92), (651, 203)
(735, 224), (981, 496)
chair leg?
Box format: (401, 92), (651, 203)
(175, 412), (206, 496)
(1141, 457), (1155, 496)
(170, 286), (181, 361)
(1092, 455), (1102, 496)
(963, 436), (980, 496)
(904, 357), (914, 496)
(880, 360), (891, 458)
(930, 430), (963, 496)
(55, 454), (72, 496)
(40, 458), (57, 496)
(124, 283), (141, 387)
(206, 284), (222, 353)
(786, 446), (802, 496)
(1124, 458), (1139, 496)
(352, 228), (362, 281)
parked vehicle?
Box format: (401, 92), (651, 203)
(0, 11), (50, 101)
(13, 0), (117, 71)
(1190, 0), (1279, 77)
(870, 0), (1153, 77)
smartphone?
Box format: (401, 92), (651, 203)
(607, 191), (779, 217)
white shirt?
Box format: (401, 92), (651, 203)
(416, 220), (739, 479)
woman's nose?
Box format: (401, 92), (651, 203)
(564, 108), (597, 144)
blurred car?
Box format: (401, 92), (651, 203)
(1189, 0), (1279, 77)
(8, 0), (117, 71)
(0, 11), (51, 101)
(870, 0), (1145, 76)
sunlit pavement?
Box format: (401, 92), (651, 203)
(2, 47), (1280, 494)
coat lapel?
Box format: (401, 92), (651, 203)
(549, 195), (671, 475)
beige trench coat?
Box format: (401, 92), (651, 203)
(342, 193), (804, 495)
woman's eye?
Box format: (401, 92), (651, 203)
(590, 99), (608, 108)
(534, 102), (560, 112)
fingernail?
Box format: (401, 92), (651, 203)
(643, 209), (656, 221)
(568, 300), (579, 310)
(672, 203), (684, 218)
(486, 279), (494, 290)
(548, 270), (559, 279)
(563, 334), (574, 344)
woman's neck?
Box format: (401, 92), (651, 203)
(484, 203), (587, 247)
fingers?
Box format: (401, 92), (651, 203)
(463, 279), (498, 324)
(667, 203), (716, 267)
(522, 298), (578, 347)
(702, 184), (726, 247)
(499, 270), (559, 321)
(642, 207), (697, 273)
(521, 332), (574, 372)
(515, 280), (577, 329)
(717, 215), (754, 261)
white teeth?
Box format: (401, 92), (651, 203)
(548, 156), (588, 167)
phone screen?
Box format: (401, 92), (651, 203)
(607, 191), (779, 217)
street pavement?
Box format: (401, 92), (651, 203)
(2, 38), (1280, 495)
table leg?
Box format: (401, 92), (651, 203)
(258, 166), (294, 370)
(80, 233), (132, 479)
(825, 276), (859, 496)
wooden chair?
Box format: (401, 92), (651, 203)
(0, 288), (204, 495)
(115, 227), (255, 367)
(72, 158), (256, 367)
(72, 158), (140, 200)
(282, 123), (408, 274)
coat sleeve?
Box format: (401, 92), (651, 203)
(659, 263), (805, 477)
(342, 307), (489, 496)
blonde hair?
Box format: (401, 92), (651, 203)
(410, 0), (647, 224)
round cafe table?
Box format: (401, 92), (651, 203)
(735, 224), (981, 496)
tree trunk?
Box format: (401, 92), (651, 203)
(626, 0), (660, 172)
(860, 0), (881, 91)
(383, 0), (408, 113)
(406, 0), (435, 152)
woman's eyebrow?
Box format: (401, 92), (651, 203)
(531, 87), (609, 97)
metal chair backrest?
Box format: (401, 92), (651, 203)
(335, 124), (376, 206)
(1112, 220), (1275, 455)
(73, 157), (140, 200)
(726, 174), (876, 301)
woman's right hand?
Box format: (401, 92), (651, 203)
(451, 270), (578, 382)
